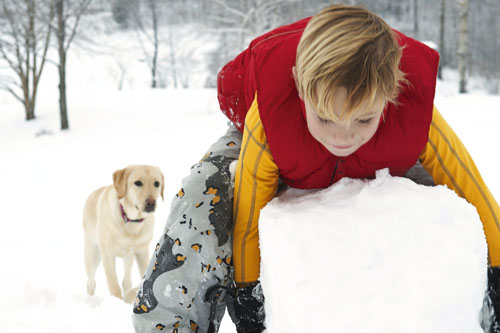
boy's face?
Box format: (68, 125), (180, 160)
(303, 87), (385, 157)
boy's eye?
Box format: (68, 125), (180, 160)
(357, 118), (373, 125)
(318, 116), (332, 124)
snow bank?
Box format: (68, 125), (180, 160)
(259, 169), (488, 333)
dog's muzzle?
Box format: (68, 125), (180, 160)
(145, 199), (156, 213)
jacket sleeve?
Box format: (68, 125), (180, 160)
(419, 106), (500, 266)
(233, 95), (280, 285)
(217, 36), (262, 132)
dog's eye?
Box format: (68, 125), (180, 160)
(154, 181), (160, 188)
(135, 181), (143, 187)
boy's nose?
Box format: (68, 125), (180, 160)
(332, 126), (351, 141)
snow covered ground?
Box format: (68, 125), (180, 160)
(1, 18), (500, 332)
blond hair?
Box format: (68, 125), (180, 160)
(295, 4), (406, 121)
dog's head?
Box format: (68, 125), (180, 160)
(113, 165), (164, 214)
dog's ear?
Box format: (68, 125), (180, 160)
(160, 172), (165, 201)
(113, 167), (130, 199)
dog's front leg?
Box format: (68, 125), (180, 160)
(100, 247), (122, 299)
(135, 247), (150, 277)
(122, 254), (137, 304)
(122, 254), (133, 293)
(122, 248), (150, 304)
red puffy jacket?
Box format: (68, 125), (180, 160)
(217, 17), (440, 189)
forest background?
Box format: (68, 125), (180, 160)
(0, 0), (498, 131)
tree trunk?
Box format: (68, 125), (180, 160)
(58, 55), (69, 130)
(168, 27), (177, 88)
(23, 79), (34, 120)
(438, 0), (445, 80)
(457, 0), (469, 93)
(26, 0), (35, 121)
(25, 100), (35, 120)
(56, 0), (69, 130)
(414, 0), (419, 36)
(149, 0), (158, 88)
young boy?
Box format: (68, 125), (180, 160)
(133, 5), (500, 333)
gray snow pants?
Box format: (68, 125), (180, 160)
(133, 124), (242, 333)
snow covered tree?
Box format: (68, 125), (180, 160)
(0, 0), (54, 121)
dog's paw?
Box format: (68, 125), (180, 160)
(124, 286), (139, 304)
(108, 287), (123, 300)
(87, 280), (96, 296)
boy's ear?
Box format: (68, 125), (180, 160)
(292, 66), (303, 100)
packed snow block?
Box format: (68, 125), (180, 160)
(259, 169), (488, 333)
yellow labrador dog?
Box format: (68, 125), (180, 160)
(83, 165), (164, 303)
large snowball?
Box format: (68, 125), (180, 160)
(259, 169), (487, 332)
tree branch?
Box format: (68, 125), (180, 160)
(35, 0), (54, 86)
(0, 42), (22, 76)
(212, 0), (247, 19)
(0, 83), (24, 104)
(64, 0), (93, 52)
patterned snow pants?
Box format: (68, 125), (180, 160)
(133, 124), (242, 333)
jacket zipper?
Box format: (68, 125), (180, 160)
(329, 159), (340, 185)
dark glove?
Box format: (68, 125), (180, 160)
(227, 281), (266, 333)
(486, 266), (500, 333)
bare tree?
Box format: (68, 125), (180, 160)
(457, 0), (469, 93)
(53, 0), (92, 130)
(204, 0), (304, 86)
(130, 0), (209, 88)
(438, 0), (445, 79)
(414, 0), (419, 36)
(211, 0), (302, 51)
(166, 25), (177, 88)
(0, 0), (54, 121)
(147, 0), (159, 88)
(134, 0), (164, 88)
